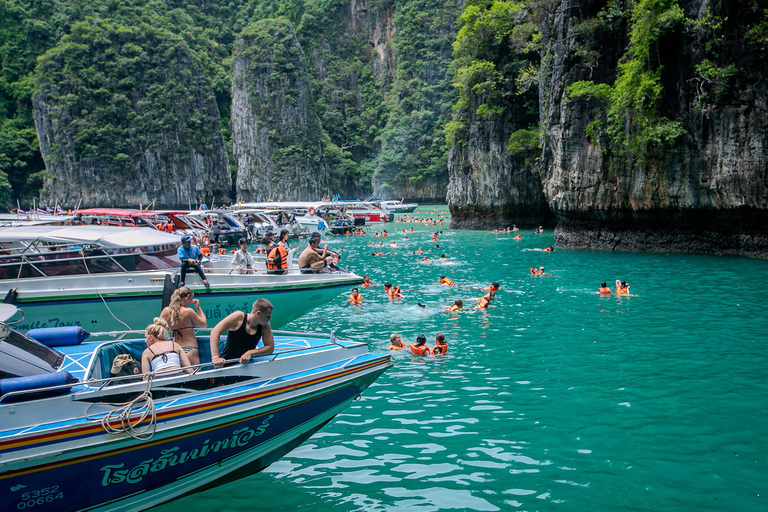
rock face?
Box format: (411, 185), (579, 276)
(33, 22), (231, 208)
(449, 0), (767, 256)
(539, 0), (768, 257)
(231, 18), (327, 202)
(447, 120), (554, 229)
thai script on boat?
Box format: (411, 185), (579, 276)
(98, 415), (273, 487)
(204, 301), (253, 320)
(17, 318), (82, 331)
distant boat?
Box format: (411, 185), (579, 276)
(0, 306), (391, 511)
(368, 199), (419, 214)
(0, 226), (362, 332)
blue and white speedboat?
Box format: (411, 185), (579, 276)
(0, 306), (390, 511)
(0, 226), (362, 332)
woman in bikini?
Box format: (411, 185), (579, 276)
(160, 287), (207, 365)
(140, 317), (194, 377)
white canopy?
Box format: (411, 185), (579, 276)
(0, 226), (181, 248)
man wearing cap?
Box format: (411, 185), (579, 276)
(177, 235), (210, 287)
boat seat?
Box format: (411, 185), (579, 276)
(92, 337), (214, 380)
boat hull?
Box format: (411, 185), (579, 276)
(0, 354), (389, 512)
(5, 273), (362, 332)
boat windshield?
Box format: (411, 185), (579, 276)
(0, 243), (179, 279)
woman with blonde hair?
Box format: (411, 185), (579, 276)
(160, 286), (207, 365)
(140, 317), (193, 377)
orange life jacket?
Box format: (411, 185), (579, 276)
(201, 246), (211, 257)
(218, 248), (226, 255)
(387, 286), (402, 298)
(476, 297), (491, 309)
(389, 343), (405, 351)
(349, 294), (363, 304)
(513, 235), (522, 240)
(490, 285), (499, 292)
(363, 281), (373, 287)
(616, 286), (629, 294)
(267, 244), (288, 270)
(598, 287), (612, 294)
(530, 268), (538, 275)
(416, 248), (424, 254)
(439, 277), (455, 286)
(433, 342), (448, 355)
(410, 344), (431, 356)
(449, 305), (461, 312)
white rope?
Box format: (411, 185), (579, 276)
(86, 376), (157, 441)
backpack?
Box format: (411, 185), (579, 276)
(110, 354), (142, 382)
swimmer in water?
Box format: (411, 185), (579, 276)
(598, 282), (612, 294)
(362, 275), (373, 287)
(615, 279), (630, 295)
(442, 299), (463, 313)
(410, 334), (431, 356)
(432, 333), (448, 355)
(513, 234), (522, 240)
(349, 288), (363, 304)
(474, 291), (494, 309)
(439, 276), (455, 286)
(542, 246), (554, 252)
(389, 333), (405, 350)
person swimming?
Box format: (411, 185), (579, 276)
(389, 333), (405, 350)
(474, 291), (494, 309)
(439, 276), (455, 286)
(615, 279), (630, 294)
(598, 282), (612, 294)
(410, 334), (431, 356)
(432, 333), (448, 355)
(349, 288), (363, 304)
(442, 299), (463, 312)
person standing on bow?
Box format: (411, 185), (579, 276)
(177, 235), (209, 287)
(210, 299), (274, 368)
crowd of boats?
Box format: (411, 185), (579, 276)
(0, 198), (418, 511)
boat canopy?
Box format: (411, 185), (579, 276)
(0, 226), (181, 248)
(75, 208), (162, 218)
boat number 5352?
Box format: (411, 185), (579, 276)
(16, 486), (64, 509)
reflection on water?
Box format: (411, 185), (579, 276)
(157, 207), (768, 512)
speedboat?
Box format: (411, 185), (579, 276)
(238, 202), (335, 234)
(0, 306), (390, 511)
(334, 200), (392, 222)
(369, 199), (419, 214)
(0, 226), (363, 332)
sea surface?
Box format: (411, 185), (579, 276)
(156, 207), (768, 512)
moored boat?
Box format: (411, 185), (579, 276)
(0, 226), (362, 332)
(0, 308), (391, 511)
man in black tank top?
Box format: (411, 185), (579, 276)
(210, 299), (274, 367)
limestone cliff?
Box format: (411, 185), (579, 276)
(231, 18), (327, 201)
(33, 21), (231, 208)
(540, 0), (768, 256)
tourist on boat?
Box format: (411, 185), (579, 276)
(160, 287), (208, 366)
(70, 213), (85, 225)
(598, 282), (612, 294)
(266, 236), (289, 275)
(210, 298), (274, 368)
(210, 221), (222, 244)
(177, 235), (209, 287)
(439, 276), (455, 286)
(232, 238), (255, 274)
(363, 275), (373, 287)
(298, 233), (333, 273)
(277, 229), (298, 269)
(389, 333), (405, 350)
(615, 279), (630, 295)
(410, 334), (430, 356)
(349, 288), (363, 304)
(442, 299), (463, 312)
(432, 333), (448, 355)
(140, 317), (194, 377)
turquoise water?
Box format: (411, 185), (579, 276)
(157, 207), (768, 511)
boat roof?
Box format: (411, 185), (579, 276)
(0, 226), (181, 248)
(76, 208), (161, 218)
(239, 201), (332, 210)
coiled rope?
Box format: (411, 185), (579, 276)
(86, 376), (157, 441)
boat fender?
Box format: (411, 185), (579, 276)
(0, 371), (79, 399)
(27, 326), (90, 347)
(318, 221), (325, 230)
